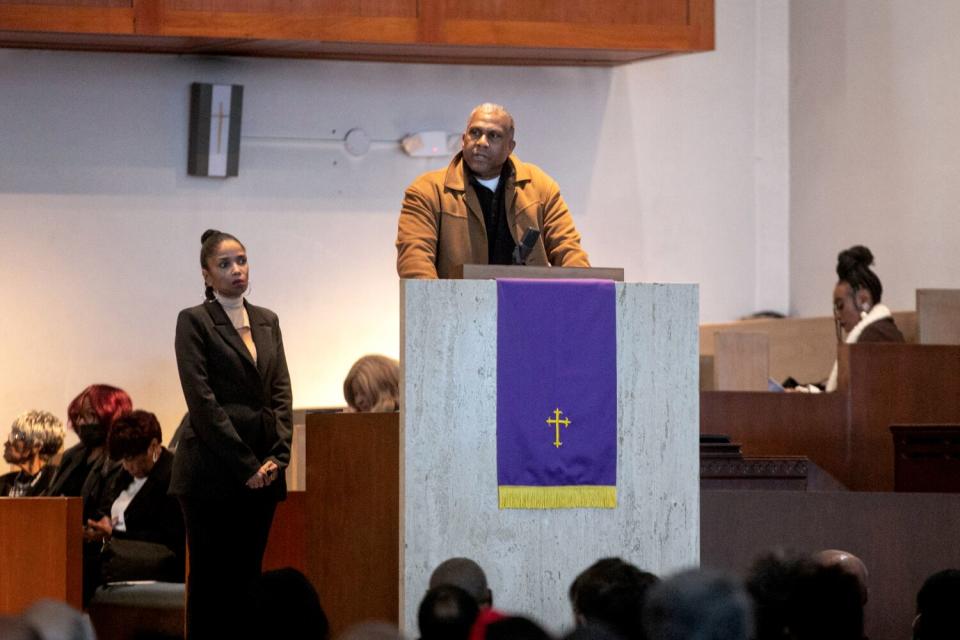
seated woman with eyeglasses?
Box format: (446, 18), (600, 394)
(1, 410), (65, 497)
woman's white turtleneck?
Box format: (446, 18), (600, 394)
(215, 292), (257, 363)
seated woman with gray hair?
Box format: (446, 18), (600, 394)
(1, 410), (65, 497)
(343, 355), (400, 412)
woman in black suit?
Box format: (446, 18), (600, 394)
(172, 229), (293, 639)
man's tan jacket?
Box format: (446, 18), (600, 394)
(396, 153), (590, 279)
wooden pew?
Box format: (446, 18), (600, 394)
(0, 497), (82, 614)
(0, 492), (303, 639)
(263, 490), (307, 574)
(711, 332), (769, 391)
(304, 412), (399, 637)
(917, 289), (960, 344)
(701, 391), (848, 483)
(701, 344), (960, 491)
(700, 311), (917, 390)
(891, 425), (960, 492)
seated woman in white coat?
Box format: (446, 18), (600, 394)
(799, 245), (904, 393)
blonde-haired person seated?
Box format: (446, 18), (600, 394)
(1, 410), (65, 497)
(343, 355), (400, 412)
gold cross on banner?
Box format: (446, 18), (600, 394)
(545, 408), (571, 448)
(214, 101), (227, 154)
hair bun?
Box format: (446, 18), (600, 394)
(837, 245), (874, 278)
(201, 229), (220, 244)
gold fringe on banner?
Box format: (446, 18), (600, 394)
(498, 485), (617, 509)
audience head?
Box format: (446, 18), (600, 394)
(418, 585), (480, 640)
(833, 245), (883, 333)
(429, 557), (493, 607)
(813, 549), (869, 605)
(747, 551), (805, 640)
(20, 598), (95, 640)
(485, 617), (553, 640)
(740, 311), (786, 320)
(343, 355), (400, 413)
(569, 557), (659, 639)
(251, 568), (330, 640)
(747, 551), (863, 640)
(795, 563), (863, 640)
(643, 568), (752, 640)
(913, 569), (960, 640)
(66, 384), (133, 450)
(462, 103), (516, 180)
(107, 410), (163, 478)
(199, 229), (248, 301)
(4, 410), (64, 467)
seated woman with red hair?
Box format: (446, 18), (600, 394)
(45, 384), (133, 500)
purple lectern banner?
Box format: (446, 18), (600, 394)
(496, 279), (617, 509)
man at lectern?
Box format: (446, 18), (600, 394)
(396, 103), (590, 279)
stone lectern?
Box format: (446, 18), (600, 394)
(399, 278), (699, 634)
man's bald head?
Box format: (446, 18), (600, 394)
(466, 103), (515, 136)
(429, 557), (492, 606)
(814, 549), (869, 605)
(461, 104), (517, 179)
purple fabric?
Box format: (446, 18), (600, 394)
(497, 279), (617, 487)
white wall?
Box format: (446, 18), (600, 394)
(0, 0), (780, 443)
(590, 0), (789, 321)
(790, 0), (960, 317)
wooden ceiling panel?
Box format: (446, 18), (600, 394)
(165, 0), (415, 18)
(0, 0), (712, 65)
(443, 0), (689, 26)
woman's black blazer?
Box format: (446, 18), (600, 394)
(171, 299), (293, 500)
(95, 448), (185, 562)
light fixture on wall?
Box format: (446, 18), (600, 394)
(238, 123), (461, 160)
(344, 128), (372, 157)
(401, 131), (460, 158)
(188, 83), (243, 178)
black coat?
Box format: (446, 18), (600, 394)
(45, 443), (96, 498)
(45, 444), (123, 522)
(171, 299), (292, 500)
(94, 448), (185, 562)
(0, 464), (57, 497)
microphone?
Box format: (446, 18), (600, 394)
(512, 227), (541, 265)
